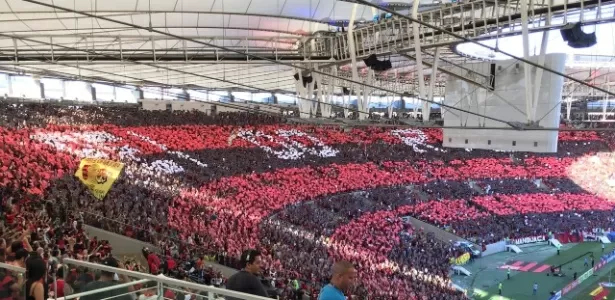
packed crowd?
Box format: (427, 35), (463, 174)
(1, 102), (615, 299)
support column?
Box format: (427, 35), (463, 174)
(7, 75), (12, 97)
(412, 0), (428, 122)
(531, 0), (553, 122)
(520, 0), (534, 123)
(134, 88), (144, 100)
(307, 80), (315, 118)
(566, 98), (572, 121)
(295, 69), (312, 118)
(425, 48), (441, 122)
(347, 4), (361, 119)
(314, 73), (323, 116)
(387, 95), (394, 119)
(89, 84), (96, 101)
(61, 80), (67, 100)
(321, 67), (335, 118)
(358, 70), (374, 120)
(343, 94), (349, 118)
(272, 94), (278, 105)
(34, 77), (43, 99)
(603, 97), (608, 121)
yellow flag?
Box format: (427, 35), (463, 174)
(74, 158), (124, 200)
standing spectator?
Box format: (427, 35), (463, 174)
(80, 257), (132, 300)
(11, 249), (29, 268)
(318, 261), (357, 300)
(25, 256), (47, 300)
(49, 267), (72, 298)
(143, 248), (161, 275)
(498, 282), (502, 295)
(532, 282), (538, 296)
(226, 249), (269, 299)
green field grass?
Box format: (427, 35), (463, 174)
(473, 243), (615, 300)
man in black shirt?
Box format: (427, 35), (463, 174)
(225, 249), (269, 299)
(80, 257), (133, 300)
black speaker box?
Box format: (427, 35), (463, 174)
(560, 22), (597, 48)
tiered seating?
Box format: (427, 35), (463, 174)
(2, 102), (615, 300)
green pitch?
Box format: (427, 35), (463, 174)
(473, 243), (615, 300)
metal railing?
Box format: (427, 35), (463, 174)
(0, 259), (272, 300)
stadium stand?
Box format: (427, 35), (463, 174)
(2, 102), (615, 299)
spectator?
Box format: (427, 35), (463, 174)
(25, 256), (47, 300)
(49, 266), (72, 298)
(226, 249), (269, 299)
(143, 248), (161, 275)
(318, 261), (357, 300)
(12, 249), (29, 268)
(80, 257), (132, 300)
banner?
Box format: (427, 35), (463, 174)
(75, 158), (124, 200)
(511, 235), (547, 245)
(451, 253), (471, 266)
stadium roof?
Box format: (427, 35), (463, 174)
(0, 0), (391, 92)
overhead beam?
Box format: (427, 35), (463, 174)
(396, 52), (489, 89)
(0, 55), (333, 62)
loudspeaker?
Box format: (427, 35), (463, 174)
(363, 54), (392, 72)
(363, 54), (379, 67)
(489, 63), (496, 91)
(560, 22), (597, 48)
(293, 73), (315, 88)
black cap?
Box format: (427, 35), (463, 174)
(101, 256), (119, 268)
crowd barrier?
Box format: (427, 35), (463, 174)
(0, 259), (271, 300)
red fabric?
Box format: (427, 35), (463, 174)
(166, 258), (176, 270)
(49, 279), (66, 298)
(147, 253), (161, 274)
